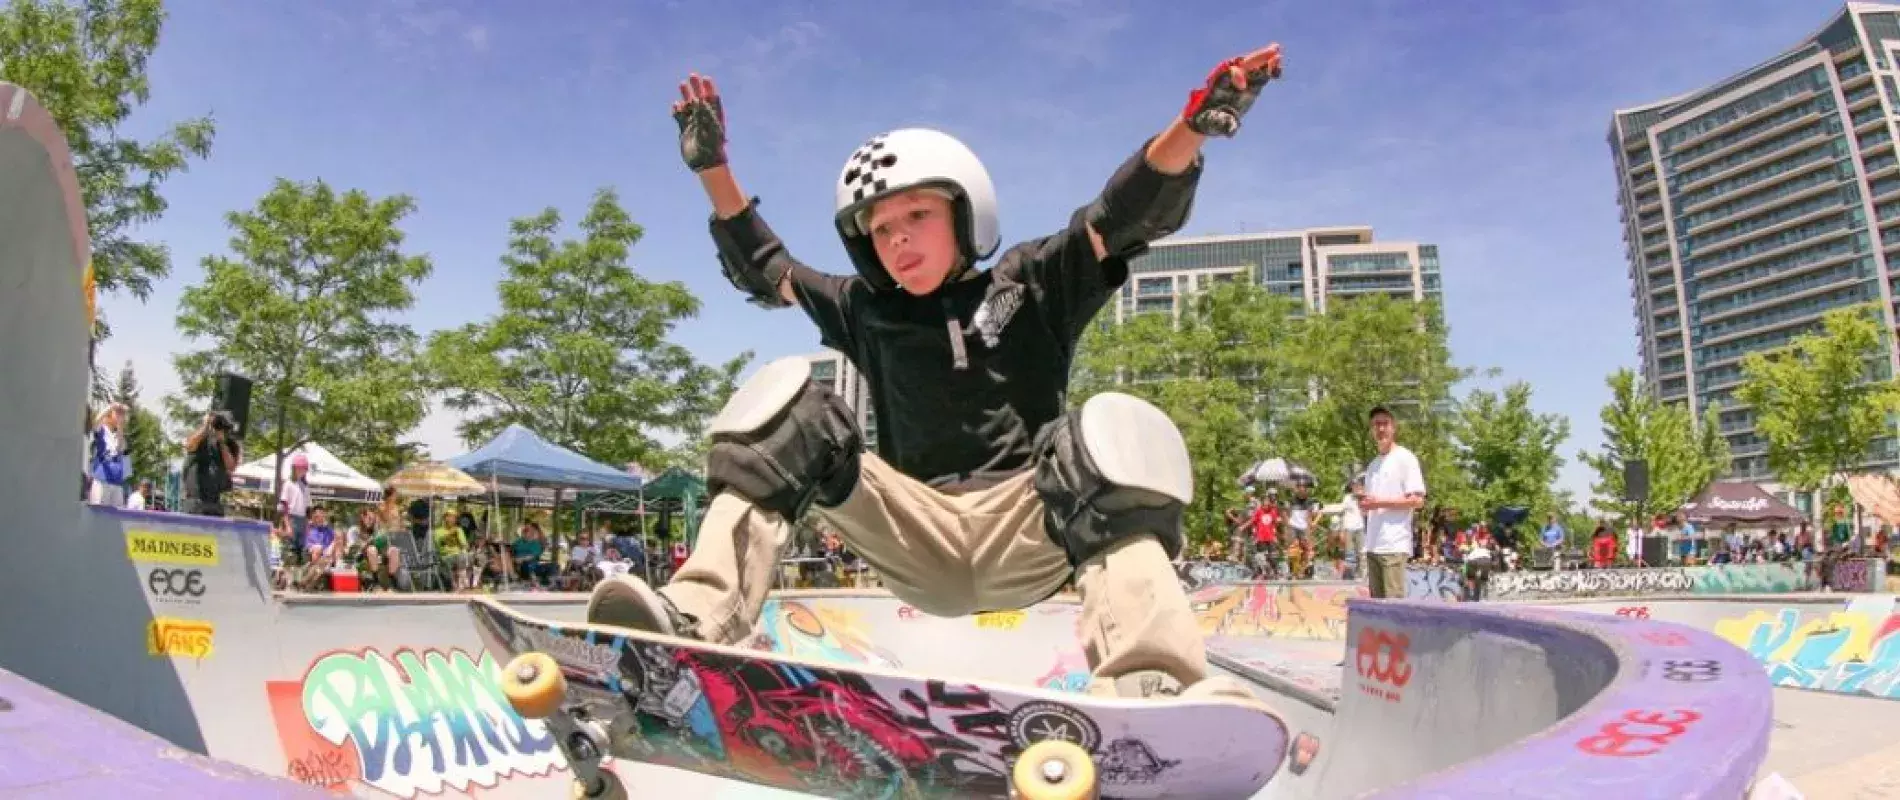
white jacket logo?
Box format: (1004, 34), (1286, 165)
(971, 286), (1023, 348)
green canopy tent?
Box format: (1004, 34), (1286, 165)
(575, 467), (710, 548)
(642, 467), (709, 549)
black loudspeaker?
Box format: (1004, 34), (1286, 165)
(1624, 459), (1650, 504)
(1641, 536), (1669, 566)
(213, 372), (253, 439)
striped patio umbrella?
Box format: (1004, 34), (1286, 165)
(384, 462), (484, 497)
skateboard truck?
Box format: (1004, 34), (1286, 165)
(500, 652), (629, 800)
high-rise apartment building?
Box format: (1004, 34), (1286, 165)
(1109, 226), (1443, 323)
(801, 350), (877, 446)
(1610, 2), (1900, 482)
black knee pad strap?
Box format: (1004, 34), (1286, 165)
(1032, 413), (1187, 567)
(705, 372), (863, 520)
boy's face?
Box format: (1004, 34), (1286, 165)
(865, 189), (960, 295)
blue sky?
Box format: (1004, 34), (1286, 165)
(95, 0), (1856, 501)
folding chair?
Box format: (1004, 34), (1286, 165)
(392, 529), (444, 592)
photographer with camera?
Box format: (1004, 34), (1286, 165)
(181, 410), (242, 518)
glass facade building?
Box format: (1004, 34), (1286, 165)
(1110, 226), (1442, 324)
(801, 351), (877, 448)
(1610, 2), (1900, 481)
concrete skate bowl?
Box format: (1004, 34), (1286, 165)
(0, 507), (1776, 799)
(1590, 594), (1900, 700)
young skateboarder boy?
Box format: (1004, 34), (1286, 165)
(591, 43), (1285, 701)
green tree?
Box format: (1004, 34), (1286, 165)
(1551, 489), (1593, 550)
(1578, 369), (1729, 524)
(97, 360), (171, 487)
(169, 179), (433, 488)
(1736, 303), (1900, 500)
(1451, 381), (1571, 520)
(427, 188), (747, 469)
(1275, 295), (1468, 511)
(0, 0), (214, 305)
(1072, 280), (1301, 545)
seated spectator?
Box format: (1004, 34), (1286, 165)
(613, 529), (644, 571)
(127, 479), (154, 511)
(468, 529), (502, 589)
(435, 511), (473, 592)
(298, 507), (340, 591)
(407, 494), (431, 544)
(597, 546), (632, 580)
(563, 530), (600, 591)
(512, 522), (556, 589)
(349, 507), (403, 591)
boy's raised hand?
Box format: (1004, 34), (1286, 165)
(1182, 43), (1284, 138)
(672, 73), (729, 172)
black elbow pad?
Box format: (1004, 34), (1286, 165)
(1080, 141), (1204, 259)
(710, 198), (794, 309)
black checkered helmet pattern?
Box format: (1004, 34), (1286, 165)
(832, 128), (1000, 291)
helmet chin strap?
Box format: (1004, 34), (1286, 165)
(925, 255), (976, 294)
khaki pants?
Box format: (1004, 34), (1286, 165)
(1366, 552), (1408, 599)
(661, 453), (1207, 686)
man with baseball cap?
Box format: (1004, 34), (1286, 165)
(1356, 405), (1426, 599)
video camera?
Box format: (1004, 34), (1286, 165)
(209, 409), (237, 434)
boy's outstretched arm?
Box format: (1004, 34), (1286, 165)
(1080, 43), (1284, 262)
(673, 74), (802, 307)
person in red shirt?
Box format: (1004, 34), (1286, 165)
(1249, 498), (1280, 577)
(671, 540), (691, 573)
(1590, 523), (1618, 569)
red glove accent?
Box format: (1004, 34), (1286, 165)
(1181, 57), (1247, 121)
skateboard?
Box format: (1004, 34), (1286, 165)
(469, 597), (1288, 799)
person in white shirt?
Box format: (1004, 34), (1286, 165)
(126, 479), (152, 511)
(278, 453), (313, 566)
(1339, 477), (1366, 579)
(597, 546), (633, 581)
(87, 403), (130, 507)
(1357, 406), (1426, 599)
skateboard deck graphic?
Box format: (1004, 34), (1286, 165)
(469, 597), (1287, 799)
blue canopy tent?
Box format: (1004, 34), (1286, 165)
(447, 424), (643, 543)
(449, 424), (644, 492)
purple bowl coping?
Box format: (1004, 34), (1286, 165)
(0, 667), (329, 797)
(1360, 600), (1773, 799)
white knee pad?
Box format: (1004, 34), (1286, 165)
(709, 357), (811, 436)
(705, 357), (863, 518)
(1076, 393), (1194, 504)
(1032, 393), (1193, 566)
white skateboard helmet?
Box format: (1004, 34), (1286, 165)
(833, 128), (1000, 292)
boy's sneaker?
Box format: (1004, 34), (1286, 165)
(586, 574), (701, 639)
(1088, 670), (1275, 714)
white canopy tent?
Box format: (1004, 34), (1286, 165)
(231, 442), (383, 504)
